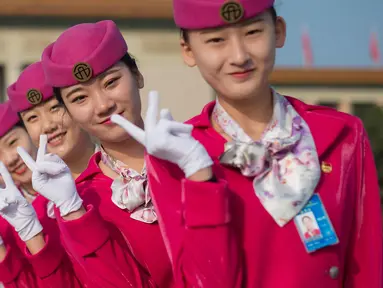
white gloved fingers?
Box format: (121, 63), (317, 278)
(37, 135), (48, 163)
(145, 91), (159, 132)
(163, 120), (194, 135)
(35, 162), (68, 176)
(43, 153), (66, 165)
(158, 110), (192, 137)
(0, 161), (15, 188)
(160, 108), (174, 121)
(111, 114), (145, 145)
(17, 147), (37, 172)
(0, 198), (10, 210)
(0, 194), (21, 211)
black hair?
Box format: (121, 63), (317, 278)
(14, 120), (25, 129)
(181, 6), (277, 43)
(16, 111), (26, 127)
(53, 53), (138, 106)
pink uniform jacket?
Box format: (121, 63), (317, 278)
(145, 97), (383, 288)
(0, 195), (83, 287)
(0, 217), (38, 287)
(30, 195), (84, 287)
(55, 152), (232, 287)
(55, 152), (168, 287)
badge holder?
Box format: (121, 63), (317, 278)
(294, 193), (339, 253)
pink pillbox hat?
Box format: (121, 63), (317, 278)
(7, 61), (54, 113)
(0, 101), (20, 138)
(41, 20), (127, 88)
(173, 0), (275, 29)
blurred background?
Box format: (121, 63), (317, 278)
(0, 0), (381, 190)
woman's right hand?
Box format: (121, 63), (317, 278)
(17, 135), (83, 217)
(0, 161), (42, 241)
(111, 91), (213, 179)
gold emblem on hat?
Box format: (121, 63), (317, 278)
(220, 1), (244, 24)
(26, 89), (43, 105)
(321, 161), (332, 173)
(72, 62), (93, 83)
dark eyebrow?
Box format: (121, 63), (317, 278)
(65, 87), (84, 100)
(240, 17), (265, 27)
(65, 67), (123, 99)
(99, 67), (123, 80)
(199, 16), (265, 35)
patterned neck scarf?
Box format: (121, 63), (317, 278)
(213, 91), (320, 227)
(100, 146), (157, 224)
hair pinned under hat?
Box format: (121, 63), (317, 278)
(173, 0), (275, 30)
(0, 101), (20, 138)
(7, 61), (54, 113)
(41, 20), (128, 88)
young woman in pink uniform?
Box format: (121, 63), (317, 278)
(113, 0), (382, 287)
(15, 19), (230, 287)
(0, 101), (82, 287)
(0, 102), (39, 287)
(3, 60), (105, 287)
(7, 61), (97, 181)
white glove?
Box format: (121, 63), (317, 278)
(111, 91), (213, 177)
(0, 162), (43, 242)
(17, 135), (83, 217)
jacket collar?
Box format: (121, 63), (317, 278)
(187, 96), (346, 158)
(75, 151), (103, 185)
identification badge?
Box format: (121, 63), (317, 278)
(294, 194), (339, 253)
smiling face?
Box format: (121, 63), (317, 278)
(180, 10), (286, 102)
(58, 61), (144, 144)
(0, 126), (36, 186)
(20, 97), (89, 162)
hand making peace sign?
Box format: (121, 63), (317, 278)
(0, 161), (42, 241)
(111, 91), (213, 178)
(17, 135), (83, 217)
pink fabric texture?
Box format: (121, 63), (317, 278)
(0, 102), (20, 137)
(173, 0), (275, 29)
(7, 61), (54, 112)
(42, 20), (128, 88)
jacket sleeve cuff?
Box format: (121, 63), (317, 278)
(24, 235), (64, 278)
(59, 205), (110, 256)
(0, 245), (24, 283)
(182, 178), (230, 227)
